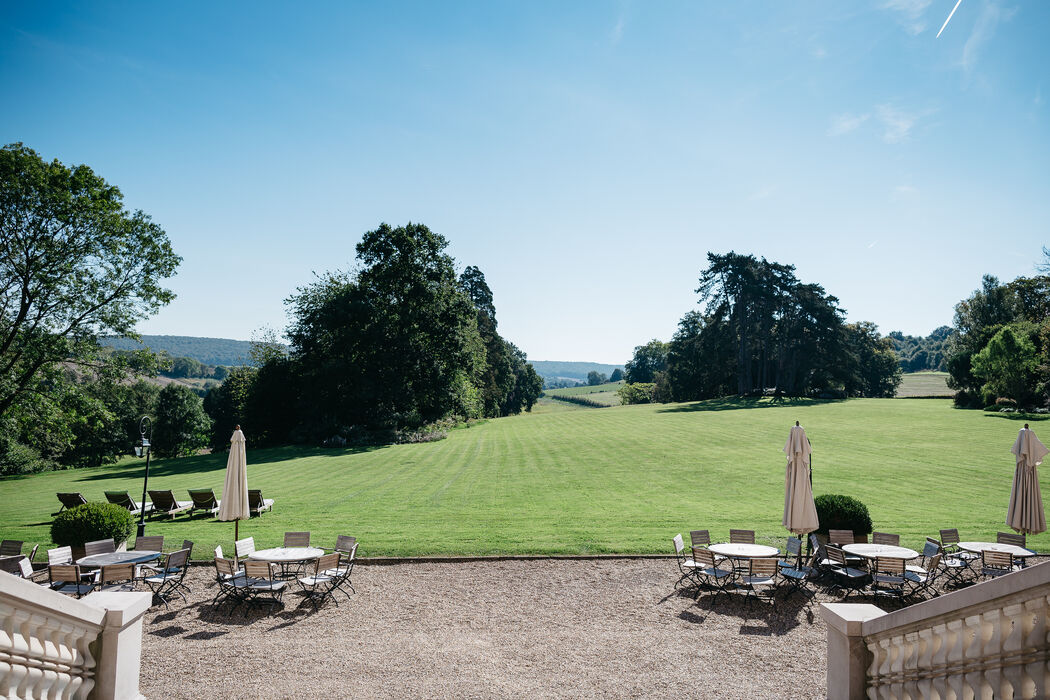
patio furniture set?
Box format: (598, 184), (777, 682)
(212, 532), (358, 615)
(672, 527), (1037, 610)
(55, 489), (275, 518)
(0, 536), (192, 609)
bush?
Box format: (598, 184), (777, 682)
(617, 382), (656, 405)
(0, 437), (54, 477)
(51, 503), (133, 548)
(814, 494), (873, 537)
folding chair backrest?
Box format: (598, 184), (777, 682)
(58, 493), (88, 509)
(872, 532), (900, 546)
(785, 537), (802, 557)
(235, 537), (255, 559)
(672, 534), (685, 556)
(750, 558), (778, 577)
(100, 562), (135, 585)
(18, 557), (34, 578)
(243, 560), (272, 579)
(167, 548), (190, 570)
(926, 554), (942, 573)
(315, 552), (341, 574)
(215, 545), (224, 559)
(188, 489), (218, 508)
(84, 539), (115, 557)
(48, 546), (73, 565)
(335, 535), (357, 554)
(829, 529), (854, 545)
(345, 542), (358, 563)
(809, 534), (826, 560)
(997, 532), (1026, 548)
(50, 564), (80, 585)
(0, 557), (21, 574)
(215, 557), (238, 579)
(826, 546), (847, 567)
(690, 530), (711, 548)
(284, 531), (310, 547)
(0, 540), (22, 557)
(940, 529), (960, 547)
(729, 529), (755, 544)
(693, 547), (716, 567)
(182, 540), (194, 557)
(874, 557), (904, 575)
(135, 535), (164, 552)
(984, 550), (1013, 571)
(921, 540), (940, 559)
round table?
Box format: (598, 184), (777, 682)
(248, 547), (325, 563)
(842, 543), (919, 560)
(708, 543), (780, 558)
(76, 551), (162, 568)
(958, 542), (1037, 558)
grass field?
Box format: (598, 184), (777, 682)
(2, 397), (1047, 558)
(896, 371), (953, 398)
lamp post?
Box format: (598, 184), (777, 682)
(134, 416), (152, 538)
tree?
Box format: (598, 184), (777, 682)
(587, 371), (607, 386)
(203, 366), (256, 450)
(609, 368), (624, 382)
(971, 324), (1040, 406)
(840, 322), (902, 398)
(0, 144), (180, 420)
(152, 384), (211, 458)
(625, 340), (669, 384)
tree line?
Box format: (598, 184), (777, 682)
(201, 222), (543, 449)
(620, 252), (901, 403)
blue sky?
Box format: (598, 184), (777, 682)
(2, 1), (1047, 364)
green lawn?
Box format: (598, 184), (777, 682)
(896, 371), (953, 398)
(543, 381), (624, 406)
(2, 397), (1046, 558)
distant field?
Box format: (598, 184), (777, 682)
(544, 381), (624, 407)
(897, 371), (952, 398)
(2, 397), (1045, 558)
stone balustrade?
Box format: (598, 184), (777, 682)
(823, 561), (1050, 700)
(0, 571), (151, 699)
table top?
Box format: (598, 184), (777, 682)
(249, 547), (324, 562)
(958, 541), (1037, 557)
(708, 543), (779, 558)
(77, 551), (162, 567)
(842, 543), (919, 560)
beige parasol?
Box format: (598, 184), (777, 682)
(783, 423), (819, 535)
(1007, 423), (1048, 535)
(217, 427), (250, 540)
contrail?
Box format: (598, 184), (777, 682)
(936, 0), (963, 38)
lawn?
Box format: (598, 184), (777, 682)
(896, 371), (953, 398)
(543, 380), (624, 406)
(1, 397), (1046, 558)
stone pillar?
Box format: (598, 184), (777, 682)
(83, 591), (152, 700)
(821, 603), (886, 700)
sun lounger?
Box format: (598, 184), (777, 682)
(105, 491), (154, 515)
(248, 489), (274, 516)
(54, 492), (88, 514)
(148, 490), (191, 518)
(187, 489), (221, 516)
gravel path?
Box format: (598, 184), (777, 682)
(140, 558), (827, 699)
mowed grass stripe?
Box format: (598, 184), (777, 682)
(1, 398), (1046, 557)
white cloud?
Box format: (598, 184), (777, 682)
(749, 186), (776, 201)
(867, 240), (879, 249)
(881, 0), (933, 35)
(892, 185), (920, 200)
(610, 15), (625, 44)
(812, 47), (828, 60)
(876, 105), (922, 143)
(829, 112), (869, 136)
(961, 1), (1015, 72)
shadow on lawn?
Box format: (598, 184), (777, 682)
(982, 412), (1050, 422)
(657, 396), (843, 414)
(72, 444), (390, 483)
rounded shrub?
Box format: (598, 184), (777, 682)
(814, 494), (873, 537)
(51, 503), (134, 548)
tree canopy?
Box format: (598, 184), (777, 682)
(0, 143), (180, 420)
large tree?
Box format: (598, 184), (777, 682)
(0, 143), (180, 420)
(624, 339), (668, 384)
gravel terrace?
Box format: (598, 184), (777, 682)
(140, 558), (828, 699)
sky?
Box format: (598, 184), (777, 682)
(2, 1), (1047, 365)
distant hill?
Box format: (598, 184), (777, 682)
(101, 335), (259, 366)
(529, 361), (624, 383)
